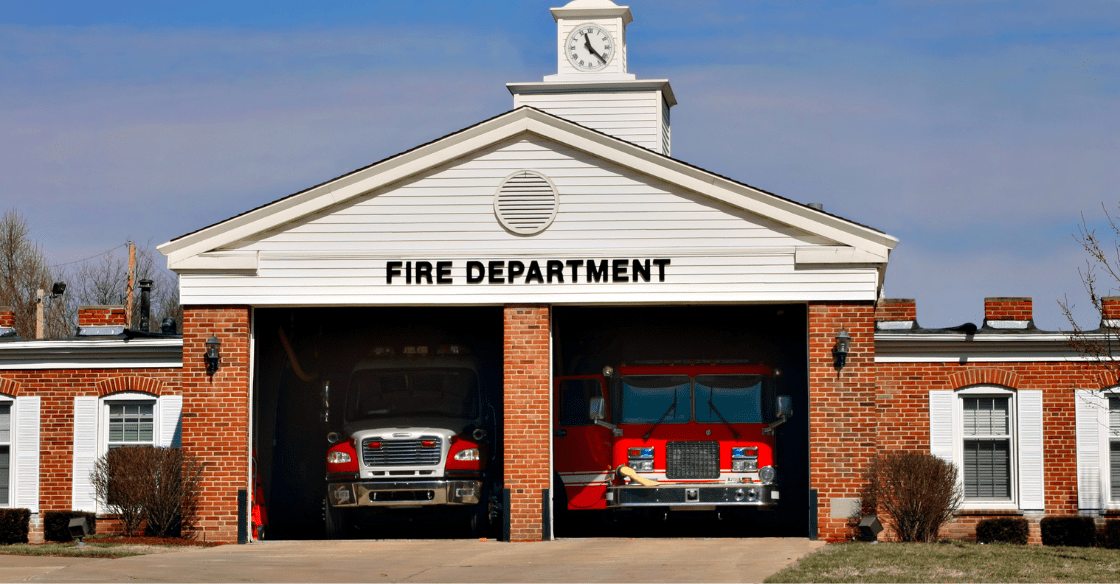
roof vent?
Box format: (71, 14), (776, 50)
(494, 171), (559, 235)
(808, 203), (824, 211)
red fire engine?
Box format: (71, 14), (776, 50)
(554, 363), (791, 517)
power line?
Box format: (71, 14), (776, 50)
(47, 243), (128, 269)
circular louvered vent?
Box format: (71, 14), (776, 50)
(494, 171), (559, 235)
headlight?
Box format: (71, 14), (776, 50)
(454, 448), (480, 461)
(731, 459), (758, 472)
(759, 465), (777, 485)
(327, 451), (351, 464)
(628, 460), (654, 472)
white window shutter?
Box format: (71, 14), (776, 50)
(159, 396), (182, 448)
(1075, 389), (1104, 510)
(71, 397), (99, 512)
(1017, 390), (1045, 510)
(14, 397), (40, 512)
(929, 391), (954, 463)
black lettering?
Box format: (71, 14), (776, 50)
(488, 261), (505, 284)
(587, 260), (608, 283)
(406, 261), (412, 284)
(436, 261), (453, 284)
(507, 260), (525, 283)
(612, 259), (629, 282)
(653, 258), (671, 282)
(386, 261), (403, 284)
(416, 261), (433, 284)
(632, 259), (651, 282)
(566, 259), (584, 283)
(547, 260), (564, 283)
(525, 261), (544, 283)
(466, 261), (485, 284)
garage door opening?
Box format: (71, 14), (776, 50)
(551, 304), (809, 538)
(253, 306), (503, 540)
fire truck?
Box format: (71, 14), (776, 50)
(553, 363), (791, 521)
(323, 344), (500, 538)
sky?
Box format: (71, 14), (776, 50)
(1, 0), (1118, 330)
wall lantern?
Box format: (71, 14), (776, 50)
(205, 335), (221, 374)
(834, 328), (851, 370)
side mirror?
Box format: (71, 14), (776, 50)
(589, 396), (606, 421)
(777, 395), (793, 419)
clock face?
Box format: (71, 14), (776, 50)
(565, 23), (615, 72)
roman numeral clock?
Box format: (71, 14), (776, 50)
(566, 23), (615, 72)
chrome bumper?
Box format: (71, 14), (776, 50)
(327, 480), (482, 508)
(607, 484), (778, 508)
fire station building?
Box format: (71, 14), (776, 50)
(0, 0), (1116, 544)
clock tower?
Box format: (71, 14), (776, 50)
(507, 0), (676, 156)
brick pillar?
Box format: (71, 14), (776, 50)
(1101, 297), (1120, 326)
(0, 306), (13, 328)
(983, 297), (1033, 323)
(502, 304), (550, 542)
(808, 301), (877, 542)
(875, 298), (916, 323)
(181, 305), (251, 543)
(77, 305), (128, 327)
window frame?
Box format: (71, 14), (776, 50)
(97, 392), (160, 456)
(0, 397), (12, 508)
(953, 386), (1019, 511)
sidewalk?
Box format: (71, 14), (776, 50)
(0, 538), (825, 583)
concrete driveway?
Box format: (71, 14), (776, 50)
(0, 538), (825, 583)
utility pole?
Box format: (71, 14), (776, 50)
(35, 288), (44, 339)
(125, 241), (136, 328)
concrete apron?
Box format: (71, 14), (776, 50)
(3, 538), (825, 583)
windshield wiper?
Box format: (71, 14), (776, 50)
(643, 391), (678, 440)
(707, 388), (740, 439)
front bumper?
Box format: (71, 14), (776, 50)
(607, 483), (778, 508)
(327, 480), (482, 508)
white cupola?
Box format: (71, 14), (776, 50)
(507, 0), (676, 156)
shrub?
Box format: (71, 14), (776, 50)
(1102, 519), (1120, 549)
(976, 517), (1029, 545)
(44, 511), (98, 542)
(1041, 516), (1097, 547)
(860, 451), (962, 542)
(0, 508), (30, 544)
(90, 446), (203, 538)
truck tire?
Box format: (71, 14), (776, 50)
(324, 498), (348, 539)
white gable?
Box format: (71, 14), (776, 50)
(162, 108), (896, 306)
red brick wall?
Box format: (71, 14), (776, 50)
(1103, 297), (1120, 321)
(876, 360), (1095, 543)
(0, 368), (182, 543)
(0, 306), (13, 328)
(984, 297), (1032, 322)
(808, 301), (877, 542)
(77, 306), (127, 327)
(180, 305), (252, 543)
(502, 304), (550, 542)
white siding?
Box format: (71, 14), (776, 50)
(14, 397), (39, 512)
(516, 92), (662, 153)
(159, 395), (183, 448)
(1017, 390), (1045, 510)
(660, 96), (670, 157)
(72, 397), (98, 512)
(1076, 390), (1104, 510)
(182, 136), (879, 306)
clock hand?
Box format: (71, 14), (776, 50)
(583, 34), (605, 62)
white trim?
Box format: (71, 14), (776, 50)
(97, 392), (160, 455)
(952, 386), (1020, 511)
(13, 397), (40, 512)
(0, 397), (13, 507)
(1017, 390), (1044, 510)
(72, 397), (99, 512)
(0, 338), (182, 370)
(986, 320), (1030, 330)
(1075, 389), (1104, 511)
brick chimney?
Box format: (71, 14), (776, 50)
(77, 306), (128, 328)
(875, 298), (917, 330)
(984, 297), (1033, 329)
(0, 306), (14, 329)
(1101, 297), (1120, 327)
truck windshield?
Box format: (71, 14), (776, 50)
(620, 375), (691, 424)
(694, 374), (764, 424)
(346, 368), (480, 423)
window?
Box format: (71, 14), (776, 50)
(0, 402), (9, 505)
(962, 396), (1012, 500)
(107, 402), (155, 449)
(930, 386), (1043, 511)
(1111, 397), (1120, 501)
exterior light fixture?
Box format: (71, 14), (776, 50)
(834, 328), (851, 370)
(859, 514), (883, 541)
(68, 517), (90, 547)
(50, 282), (66, 298)
(205, 335), (221, 374)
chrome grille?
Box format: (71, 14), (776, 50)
(666, 441), (719, 479)
(363, 437), (442, 467)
